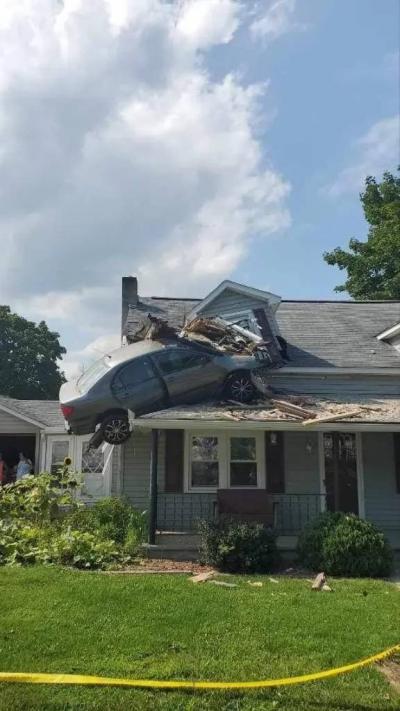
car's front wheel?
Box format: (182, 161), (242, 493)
(224, 371), (256, 403)
(101, 413), (131, 445)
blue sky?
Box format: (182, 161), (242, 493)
(230, 0), (399, 298)
(1, 0), (398, 374)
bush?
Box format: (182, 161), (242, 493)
(199, 519), (279, 573)
(0, 475), (146, 570)
(297, 512), (393, 578)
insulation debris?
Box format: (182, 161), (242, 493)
(131, 313), (282, 363)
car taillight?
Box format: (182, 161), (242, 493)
(61, 405), (74, 419)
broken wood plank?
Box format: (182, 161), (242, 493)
(311, 572), (326, 590)
(321, 583), (333, 592)
(271, 399), (317, 419)
(302, 409), (362, 427)
(190, 571), (215, 584)
(247, 581), (263, 587)
(207, 580), (237, 588)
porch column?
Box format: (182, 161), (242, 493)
(148, 429), (159, 545)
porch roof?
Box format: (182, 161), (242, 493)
(0, 398), (64, 429)
(135, 394), (400, 430)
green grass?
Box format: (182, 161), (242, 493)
(0, 567), (398, 710)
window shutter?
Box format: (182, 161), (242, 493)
(265, 432), (285, 493)
(394, 434), (400, 494)
(165, 430), (184, 492)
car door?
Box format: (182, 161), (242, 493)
(151, 347), (225, 405)
(111, 356), (167, 415)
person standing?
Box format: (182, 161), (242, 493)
(16, 452), (32, 480)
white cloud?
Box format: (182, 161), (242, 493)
(60, 333), (121, 380)
(0, 0), (290, 373)
(326, 116), (399, 197)
(250, 0), (305, 42)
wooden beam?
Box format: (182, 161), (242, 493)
(271, 399), (316, 419)
(148, 429), (159, 545)
(302, 409), (362, 427)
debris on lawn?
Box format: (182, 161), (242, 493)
(269, 577), (279, 584)
(248, 581), (263, 587)
(190, 571), (216, 584)
(321, 583), (333, 592)
(311, 572), (326, 591)
(207, 580), (238, 588)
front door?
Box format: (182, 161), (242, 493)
(323, 432), (358, 514)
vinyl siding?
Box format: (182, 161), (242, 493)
(121, 430), (165, 510)
(0, 410), (40, 433)
(265, 373), (400, 396)
(362, 432), (400, 548)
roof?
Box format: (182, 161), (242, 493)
(0, 398), (64, 428)
(126, 297), (400, 369)
(187, 279), (281, 319)
(137, 394), (400, 425)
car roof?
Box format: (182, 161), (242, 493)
(107, 340), (167, 367)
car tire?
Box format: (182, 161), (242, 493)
(101, 413), (131, 445)
(224, 371), (256, 403)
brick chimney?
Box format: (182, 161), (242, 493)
(121, 276), (138, 339)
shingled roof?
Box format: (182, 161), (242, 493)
(126, 297), (400, 369)
(0, 398), (64, 428)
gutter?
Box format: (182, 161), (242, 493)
(134, 418), (400, 432)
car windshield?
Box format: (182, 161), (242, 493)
(78, 358), (110, 392)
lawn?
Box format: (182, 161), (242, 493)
(0, 567), (398, 711)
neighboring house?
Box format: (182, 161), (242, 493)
(117, 276), (400, 554)
(0, 398), (118, 500)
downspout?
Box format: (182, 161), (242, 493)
(148, 429), (159, 545)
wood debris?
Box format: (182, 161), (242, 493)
(311, 572), (326, 590)
(270, 399), (317, 419)
(207, 580), (238, 588)
(269, 577), (279, 584)
(248, 581), (263, 587)
(190, 571), (215, 584)
(302, 409), (362, 427)
(321, 583), (333, 592)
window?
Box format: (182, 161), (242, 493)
(50, 440), (69, 475)
(230, 436), (257, 486)
(81, 444), (104, 475)
(115, 357), (156, 390)
(190, 435), (219, 488)
(221, 311), (260, 336)
(155, 349), (211, 376)
(78, 358), (110, 392)
(186, 431), (264, 491)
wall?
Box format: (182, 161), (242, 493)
(199, 288), (269, 317)
(362, 432), (400, 548)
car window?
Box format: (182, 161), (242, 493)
(154, 349), (211, 376)
(78, 358), (110, 392)
(115, 357), (157, 390)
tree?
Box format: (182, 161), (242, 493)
(0, 306), (66, 399)
(324, 170), (400, 300)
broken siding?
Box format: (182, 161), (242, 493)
(362, 432), (400, 548)
(199, 289), (270, 319)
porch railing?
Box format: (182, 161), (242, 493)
(157, 492), (326, 535)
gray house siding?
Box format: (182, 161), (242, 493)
(362, 432), (400, 548)
(198, 289), (268, 317)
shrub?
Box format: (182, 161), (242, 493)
(51, 528), (123, 570)
(297, 512), (393, 578)
(297, 511), (344, 571)
(199, 520), (279, 573)
(64, 497), (146, 549)
(322, 516), (393, 578)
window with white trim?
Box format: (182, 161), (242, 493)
(186, 431), (264, 492)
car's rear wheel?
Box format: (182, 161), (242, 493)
(224, 371), (256, 403)
(101, 413), (131, 445)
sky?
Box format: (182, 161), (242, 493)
(1, 0), (399, 377)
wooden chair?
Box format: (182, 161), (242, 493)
(216, 489), (277, 527)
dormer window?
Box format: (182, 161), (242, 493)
(377, 323), (400, 354)
(221, 310), (261, 336)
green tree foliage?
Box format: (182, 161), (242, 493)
(324, 170), (400, 299)
(0, 306), (66, 399)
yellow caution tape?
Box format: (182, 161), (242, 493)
(0, 643), (399, 690)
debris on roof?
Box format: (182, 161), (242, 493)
(131, 313), (283, 364)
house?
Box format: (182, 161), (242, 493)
(0, 397), (119, 499)
(117, 276), (400, 556)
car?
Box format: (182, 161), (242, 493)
(59, 339), (262, 444)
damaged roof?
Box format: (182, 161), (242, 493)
(0, 398), (64, 428)
(125, 297), (400, 369)
(137, 394), (400, 425)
